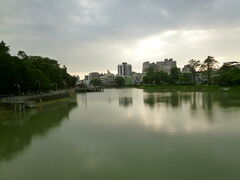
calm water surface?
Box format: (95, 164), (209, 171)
(1, 88), (240, 180)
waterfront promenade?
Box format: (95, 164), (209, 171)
(1, 90), (75, 111)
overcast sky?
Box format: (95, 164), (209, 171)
(1, 0), (240, 78)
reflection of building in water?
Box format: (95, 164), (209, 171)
(119, 97), (133, 107)
(79, 93), (88, 108)
(0, 99), (78, 162)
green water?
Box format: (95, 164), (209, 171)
(1, 88), (240, 180)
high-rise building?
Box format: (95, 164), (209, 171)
(142, 61), (157, 73)
(89, 72), (101, 80)
(118, 62), (132, 76)
(142, 59), (177, 74)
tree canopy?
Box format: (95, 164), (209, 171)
(0, 41), (77, 95)
(115, 76), (125, 86)
(90, 78), (103, 87)
(201, 56), (219, 85)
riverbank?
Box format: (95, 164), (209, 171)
(0, 89), (76, 112)
(0, 96), (76, 116)
(138, 85), (240, 93)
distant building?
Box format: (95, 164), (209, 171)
(142, 59), (177, 74)
(100, 70), (115, 86)
(157, 59), (177, 74)
(132, 72), (143, 85)
(118, 62), (132, 76)
(142, 61), (157, 73)
(223, 61), (240, 68)
(84, 75), (90, 86)
(195, 72), (208, 85)
(89, 72), (101, 80)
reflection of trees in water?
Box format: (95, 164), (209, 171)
(119, 97), (133, 107)
(144, 93), (182, 108)
(212, 94), (240, 108)
(0, 99), (78, 162)
(144, 92), (240, 110)
(144, 92), (240, 123)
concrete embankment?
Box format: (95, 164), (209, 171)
(1, 89), (76, 111)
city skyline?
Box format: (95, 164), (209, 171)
(1, 0), (240, 78)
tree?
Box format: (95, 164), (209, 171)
(143, 67), (171, 85)
(216, 65), (240, 86)
(179, 73), (192, 84)
(143, 75), (151, 84)
(201, 56), (219, 85)
(188, 59), (201, 84)
(17, 50), (28, 59)
(0, 41), (77, 95)
(0, 41), (10, 55)
(170, 67), (180, 84)
(115, 76), (125, 86)
(90, 78), (102, 87)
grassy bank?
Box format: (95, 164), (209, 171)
(138, 85), (240, 93)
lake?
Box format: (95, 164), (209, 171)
(1, 88), (240, 180)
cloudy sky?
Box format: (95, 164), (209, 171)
(1, 0), (240, 77)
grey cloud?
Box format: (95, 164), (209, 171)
(1, 0), (240, 76)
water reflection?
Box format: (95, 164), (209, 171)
(143, 92), (240, 110)
(1, 89), (240, 180)
(119, 97), (133, 107)
(0, 98), (78, 162)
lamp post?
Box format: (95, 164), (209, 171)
(36, 80), (41, 94)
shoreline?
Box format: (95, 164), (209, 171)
(0, 96), (76, 115)
(138, 85), (240, 93)
(105, 85), (240, 93)
(0, 89), (76, 113)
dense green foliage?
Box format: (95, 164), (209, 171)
(188, 59), (201, 84)
(90, 78), (103, 87)
(200, 56), (219, 85)
(0, 41), (77, 95)
(216, 65), (240, 86)
(143, 56), (240, 86)
(143, 67), (170, 85)
(115, 76), (125, 86)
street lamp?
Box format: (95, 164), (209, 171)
(36, 80), (41, 94)
(14, 83), (21, 96)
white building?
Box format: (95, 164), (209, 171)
(118, 62), (132, 77)
(142, 59), (177, 74)
(100, 70), (115, 85)
(223, 61), (240, 68)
